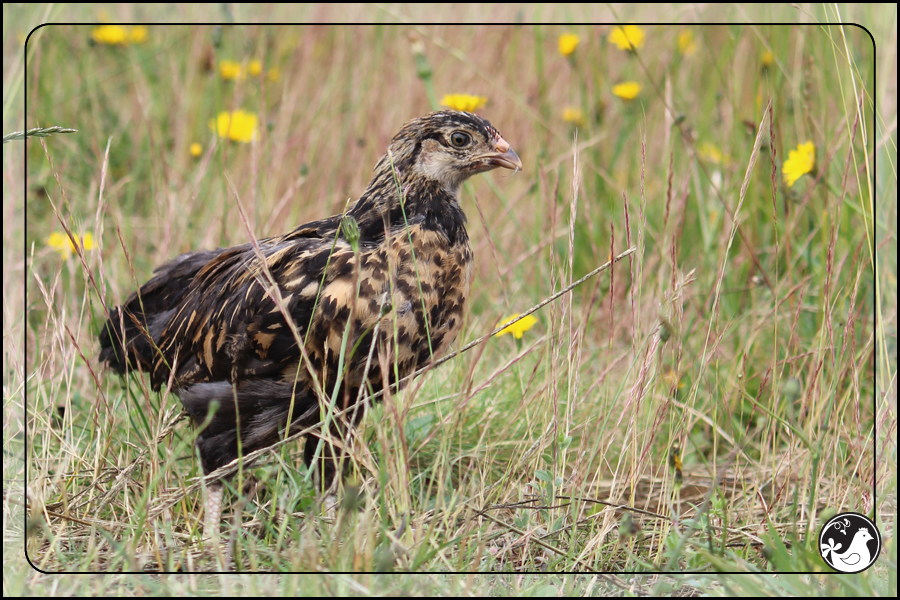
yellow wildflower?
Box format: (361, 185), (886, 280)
(219, 60), (242, 80)
(662, 366), (685, 391)
(128, 25), (148, 44)
(761, 50), (775, 68)
(47, 231), (94, 258)
(612, 81), (641, 100)
(608, 25), (645, 51)
(91, 25), (147, 46)
(677, 30), (697, 56)
(189, 143), (203, 157)
(440, 94), (488, 112)
(495, 313), (537, 340)
(91, 25), (128, 45)
(562, 107), (585, 126)
(218, 59), (276, 81)
(210, 110), (259, 143)
(697, 142), (723, 165)
(783, 141), (815, 187)
(669, 444), (683, 485)
(558, 33), (580, 57)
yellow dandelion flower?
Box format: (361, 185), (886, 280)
(210, 110), (259, 143)
(783, 141), (815, 187)
(662, 366), (685, 390)
(47, 231), (94, 258)
(219, 60), (242, 80)
(761, 50), (775, 68)
(248, 59), (263, 77)
(128, 25), (148, 44)
(562, 107), (585, 126)
(495, 313), (538, 340)
(190, 143), (203, 157)
(91, 25), (128, 45)
(698, 143), (732, 167)
(266, 67), (281, 82)
(670, 444), (683, 485)
(441, 94), (488, 112)
(612, 81), (641, 100)
(558, 33), (580, 57)
(608, 25), (645, 51)
(697, 142), (723, 165)
(677, 30), (697, 56)
(47, 232), (74, 257)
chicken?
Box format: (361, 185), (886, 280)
(822, 527), (876, 572)
(98, 110), (521, 533)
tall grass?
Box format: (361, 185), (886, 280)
(4, 4), (895, 595)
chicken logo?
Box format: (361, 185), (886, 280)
(818, 512), (881, 573)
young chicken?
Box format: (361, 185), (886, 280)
(99, 110), (521, 533)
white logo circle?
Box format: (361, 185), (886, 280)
(818, 512), (881, 573)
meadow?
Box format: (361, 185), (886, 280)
(4, 4), (896, 596)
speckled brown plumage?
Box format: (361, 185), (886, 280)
(99, 111), (521, 524)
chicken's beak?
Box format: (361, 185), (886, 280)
(486, 136), (523, 171)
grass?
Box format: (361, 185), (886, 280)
(4, 4), (896, 596)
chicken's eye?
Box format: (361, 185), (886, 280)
(450, 132), (471, 148)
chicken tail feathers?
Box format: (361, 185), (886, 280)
(98, 250), (221, 376)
